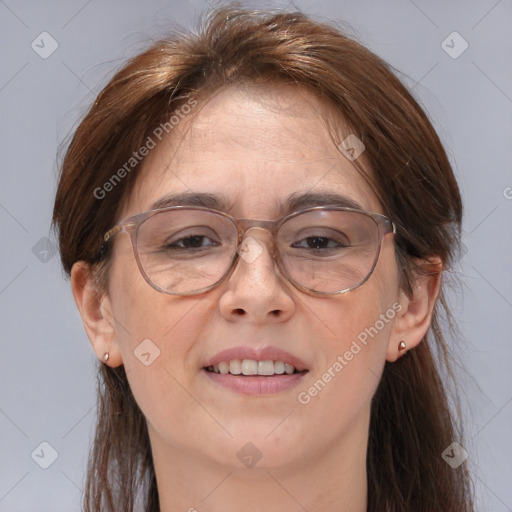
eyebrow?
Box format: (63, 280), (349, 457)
(284, 192), (364, 212)
(150, 192), (231, 211)
(148, 191), (364, 215)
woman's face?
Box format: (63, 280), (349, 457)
(105, 84), (402, 472)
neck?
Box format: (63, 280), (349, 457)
(150, 421), (368, 512)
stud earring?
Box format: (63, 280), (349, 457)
(398, 341), (406, 352)
(103, 352), (109, 363)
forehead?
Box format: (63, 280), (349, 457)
(122, 84), (380, 219)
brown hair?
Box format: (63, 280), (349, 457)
(53, 6), (473, 511)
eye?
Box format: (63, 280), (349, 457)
(292, 236), (348, 250)
(168, 235), (218, 249)
(151, 225), (223, 253)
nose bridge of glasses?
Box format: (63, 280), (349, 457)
(236, 217), (276, 232)
(231, 220), (279, 266)
(236, 218), (278, 243)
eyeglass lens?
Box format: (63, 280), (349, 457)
(135, 209), (383, 295)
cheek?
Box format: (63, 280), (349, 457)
(108, 240), (198, 342)
(108, 290), (212, 447)
(297, 248), (400, 415)
(293, 297), (394, 438)
(308, 289), (394, 374)
(107, 249), (203, 413)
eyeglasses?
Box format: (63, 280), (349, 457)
(103, 205), (395, 296)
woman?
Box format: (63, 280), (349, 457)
(52, 6), (474, 511)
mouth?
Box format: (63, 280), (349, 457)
(204, 359), (305, 376)
(202, 347), (309, 395)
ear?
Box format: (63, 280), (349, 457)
(386, 257), (443, 362)
(71, 261), (123, 367)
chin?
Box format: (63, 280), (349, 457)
(209, 421), (307, 468)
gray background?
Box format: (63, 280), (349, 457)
(1, 0), (511, 510)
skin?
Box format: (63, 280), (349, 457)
(72, 84), (441, 512)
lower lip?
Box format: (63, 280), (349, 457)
(203, 369), (308, 395)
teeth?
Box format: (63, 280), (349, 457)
(284, 363), (295, 375)
(258, 360), (274, 375)
(218, 362), (230, 375)
(274, 361), (285, 374)
(241, 359), (258, 375)
(207, 359), (299, 376)
(229, 359), (242, 375)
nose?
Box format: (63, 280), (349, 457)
(218, 230), (296, 324)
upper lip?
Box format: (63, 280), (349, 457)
(203, 346), (309, 372)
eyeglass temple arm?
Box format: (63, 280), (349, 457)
(104, 225), (123, 243)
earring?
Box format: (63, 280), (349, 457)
(103, 352), (110, 363)
(398, 341), (407, 356)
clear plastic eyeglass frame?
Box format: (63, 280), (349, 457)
(103, 205), (396, 297)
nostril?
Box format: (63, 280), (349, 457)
(234, 308), (245, 315)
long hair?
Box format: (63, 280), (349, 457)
(52, 6), (473, 511)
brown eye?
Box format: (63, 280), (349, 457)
(168, 235), (218, 249)
(292, 236), (347, 250)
